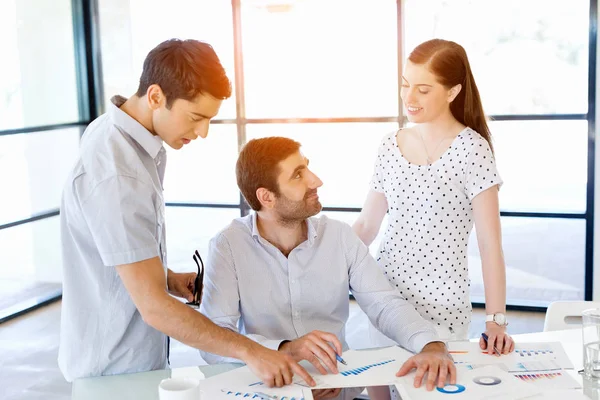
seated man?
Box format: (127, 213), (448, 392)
(199, 137), (456, 396)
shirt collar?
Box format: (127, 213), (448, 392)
(306, 217), (318, 246)
(250, 212), (319, 247)
(108, 95), (164, 159)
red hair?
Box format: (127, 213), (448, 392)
(409, 39), (493, 153)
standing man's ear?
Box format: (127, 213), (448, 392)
(147, 84), (165, 110)
(256, 188), (276, 210)
(448, 84), (462, 103)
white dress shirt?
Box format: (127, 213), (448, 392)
(199, 212), (439, 364)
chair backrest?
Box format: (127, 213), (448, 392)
(544, 301), (600, 331)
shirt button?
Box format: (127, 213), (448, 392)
(291, 279), (296, 284)
(295, 311), (300, 317)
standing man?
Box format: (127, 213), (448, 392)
(58, 39), (313, 388)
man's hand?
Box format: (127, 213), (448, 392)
(166, 270), (196, 302)
(396, 341), (456, 391)
(279, 330), (343, 375)
(312, 388), (343, 399)
(480, 322), (514, 355)
(243, 344), (315, 388)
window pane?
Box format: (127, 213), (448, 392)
(0, 217), (61, 281)
(0, 0), (79, 129)
(492, 120), (588, 213)
(165, 207), (240, 272)
(324, 212), (585, 308)
(404, 0), (589, 115)
(469, 217), (585, 306)
(241, 0), (398, 118)
(163, 124), (239, 205)
(246, 122), (399, 208)
(98, 0), (236, 119)
(0, 128), (81, 225)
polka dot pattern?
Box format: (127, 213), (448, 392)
(369, 128), (503, 330)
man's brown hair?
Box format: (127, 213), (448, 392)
(136, 39), (231, 108)
(236, 137), (301, 211)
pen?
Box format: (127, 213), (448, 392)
(481, 333), (500, 356)
(336, 353), (348, 366)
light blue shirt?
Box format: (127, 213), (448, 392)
(199, 213), (439, 364)
(58, 96), (168, 381)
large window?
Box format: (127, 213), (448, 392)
(98, 0), (236, 119)
(0, 129), (81, 225)
(240, 1), (399, 118)
(0, 0), (87, 321)
(404, 0), (590, 116)
(0, 0), (592, 321)
(0, 0), (80, 130)
(95, 0), (594, 308)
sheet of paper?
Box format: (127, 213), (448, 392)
(510, 370), (581, 390)
(448, 341), (574, 371)
(197, 364), (313, 399)
(291, 346), (413, 389)
(396, 365), (542, 400)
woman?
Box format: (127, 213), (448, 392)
(353, 39), (514, 399)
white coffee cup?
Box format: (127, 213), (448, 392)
(158, 377), (201, 400)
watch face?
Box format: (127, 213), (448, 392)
(494, 313), (506, 325)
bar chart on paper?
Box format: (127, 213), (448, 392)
(447, 342), (574, 371)
(516, 348), (553, 357)
(220, 388), (306, 399)
(292, 346), (414, 389)
(512, 371), (581, 390)
(197, 363), (311, 400)
(339, 359), (395, 376)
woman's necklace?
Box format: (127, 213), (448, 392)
(419, 131), (448, 165)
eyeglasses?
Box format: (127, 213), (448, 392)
(186, 250), (204, 309)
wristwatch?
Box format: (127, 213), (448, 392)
(486, 312), (508, 327)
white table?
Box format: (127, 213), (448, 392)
(72, 363), (240, 400)
(72, 329), (597, 400)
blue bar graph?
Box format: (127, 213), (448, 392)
(516, 349), (553, 357)
(339, 359), (396, 377)
(221, 388), (304, 400)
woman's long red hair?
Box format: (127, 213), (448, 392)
(408, 39), (493, 153)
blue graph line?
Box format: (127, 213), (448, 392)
(340, 359), (396, 377)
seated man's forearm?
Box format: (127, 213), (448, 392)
(355, 290), (438, 353)
(379, 296), (439, 352)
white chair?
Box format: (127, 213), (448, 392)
(544, 301), (600, 331)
